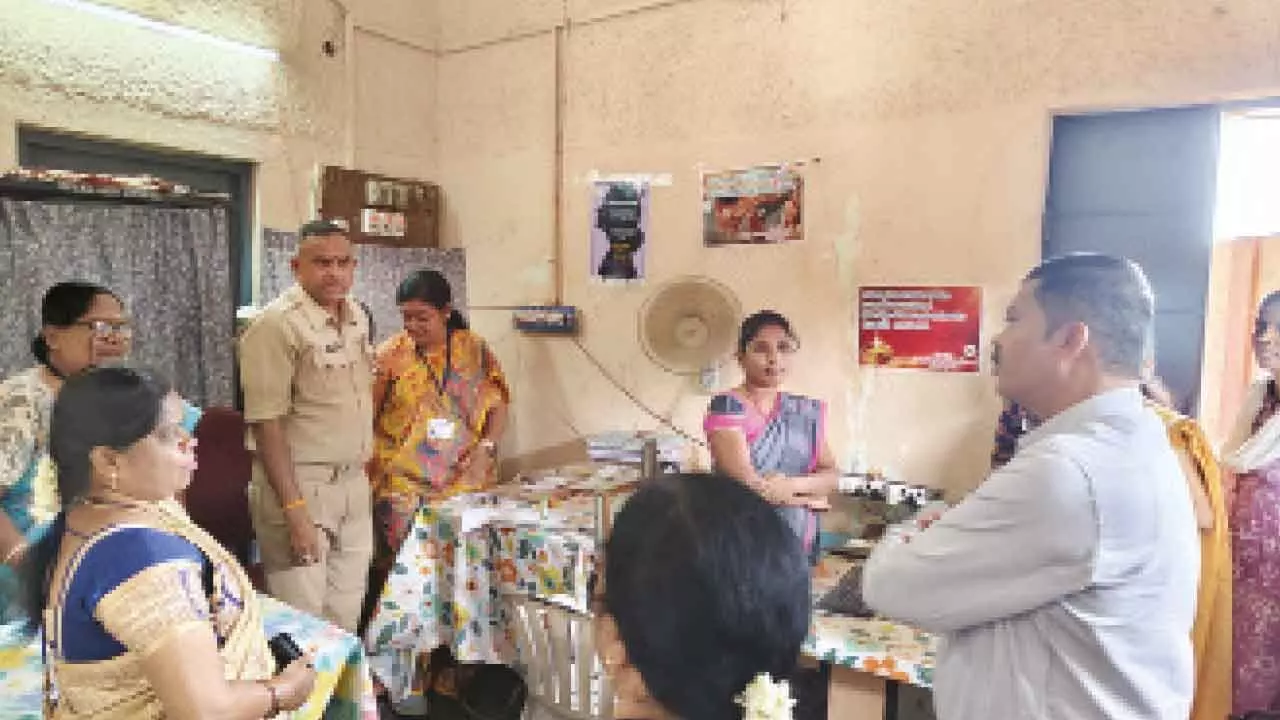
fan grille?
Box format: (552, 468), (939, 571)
(639, 277), (741, 374)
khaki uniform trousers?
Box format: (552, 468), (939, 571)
(249, 462), (373, 633)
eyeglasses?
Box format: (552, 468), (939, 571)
(747, 341), (798, 355)
(75, 320), (133, 339)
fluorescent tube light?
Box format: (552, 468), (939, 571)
(36, 0), (280, 61)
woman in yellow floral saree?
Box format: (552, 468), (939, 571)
(21, 367), (315, 718)
(1143, 382), (1231, 720)
(368, 270), (510, 592)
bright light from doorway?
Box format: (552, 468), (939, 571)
(1215, 111), (1280, 241)
(36, 0), (279, 61)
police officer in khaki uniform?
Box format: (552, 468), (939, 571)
(239, 220), (373, 632)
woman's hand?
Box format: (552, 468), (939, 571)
(456, 446), (496, 488)
(272, 656), (318, 711)
(762, 475), (813, 507)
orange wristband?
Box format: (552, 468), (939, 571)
(282, 498), (306, 512)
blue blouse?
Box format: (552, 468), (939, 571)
(58, 526), (208, 662)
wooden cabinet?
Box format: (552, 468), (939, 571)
(319, 165), (440, 248)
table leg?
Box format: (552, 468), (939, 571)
(827, 665), (886, 720)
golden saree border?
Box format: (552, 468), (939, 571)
(93, 559), (209, 659)
(1149, 403), (1232, 720)
(44, 502), (273, 719)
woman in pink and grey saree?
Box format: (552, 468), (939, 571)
(704, 310), (838, 565)
(1224, 289), (1280, 715)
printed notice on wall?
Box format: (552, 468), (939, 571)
(702, 164), (803, 246)
(858, 286), (982, 372)
(591, 180), (649, 282)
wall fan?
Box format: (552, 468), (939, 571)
(639, 276), (742, 392)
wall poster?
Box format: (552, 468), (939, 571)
(858, 286), (983, 373)
(702, 164), (803, 246)
(590, 180), (649, 282)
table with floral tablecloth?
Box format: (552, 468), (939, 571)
(364, 493), (599, 701)
(0, 597), (378, 719)
(805, 556), (936, 688)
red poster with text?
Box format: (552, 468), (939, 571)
(858, 286), (982, 372)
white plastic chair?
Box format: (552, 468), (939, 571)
(508, 594), (614, 720)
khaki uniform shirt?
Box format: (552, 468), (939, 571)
(238, 285), (374, 464)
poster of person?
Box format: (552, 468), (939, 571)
(590, 180), (649, 282)
(858, 286), (983, 373)
(702, 164), (803, 246)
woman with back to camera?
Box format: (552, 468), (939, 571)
(21, 367), (314, 718)
(595, 472), (811, 720)
(704, 310), (837, 564)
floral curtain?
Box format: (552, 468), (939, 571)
(0, 198), (236, 406)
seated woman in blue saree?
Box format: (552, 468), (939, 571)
(0, 282), (201, 624)
(21, 367), (313, 718)
(704, 311), (838, 565)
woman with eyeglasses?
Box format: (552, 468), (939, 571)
(704, 310), (838, 565)
(0, 282), (198, 622)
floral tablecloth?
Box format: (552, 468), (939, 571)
(365, 494), (597, 701)
(0, 597), (377, 719)
(804, 614), (936, 688)
(803, 555), (935, 688)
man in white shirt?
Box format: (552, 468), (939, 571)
(862, 254), (1198, 719)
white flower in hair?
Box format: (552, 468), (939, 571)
(734, 673), (796, 720)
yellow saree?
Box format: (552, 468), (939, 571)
(1149, 404), (1232, 720)
(43, 501), (273, 719)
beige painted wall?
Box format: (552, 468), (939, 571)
(437, 0), (1280, 495)
(0, 0), (437, 293)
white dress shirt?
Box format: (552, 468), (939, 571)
(862, 388), (1198, 720)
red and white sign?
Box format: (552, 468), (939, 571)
(858, 286), (983, 373)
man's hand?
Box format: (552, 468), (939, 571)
(286, 508), (321, 566)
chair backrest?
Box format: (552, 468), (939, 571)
(185, 407), (255, 567)
(509, 595), (614, 720)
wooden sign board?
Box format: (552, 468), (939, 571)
(319, 166), (440, 248)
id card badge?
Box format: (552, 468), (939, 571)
(427, 418), (456, 441)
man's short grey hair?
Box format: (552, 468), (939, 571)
(297, 219), (346, 242)
(1025, 253), (1154, 377)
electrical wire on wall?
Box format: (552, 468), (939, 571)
(570, 336), (708, 448)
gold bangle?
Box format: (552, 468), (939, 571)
(261, 679), (281, 716)
(3, 542), (28, 566)
(281, 498), (306, 513)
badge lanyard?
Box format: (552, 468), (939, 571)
(426, 329), (457, 415)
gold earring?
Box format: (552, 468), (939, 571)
(109, 469), (119, 492)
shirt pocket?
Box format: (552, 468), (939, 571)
(295, 335), (358, 393)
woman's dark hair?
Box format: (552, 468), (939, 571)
(19, 366), (169, 632)
(396, 269), (467, 331)
(603, 472), (810, 720)
(737, 310), (797, 354)
(1254, 290), (1280, 341)
(31, 281), (119, 368)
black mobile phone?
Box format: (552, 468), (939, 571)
(268, 632), (304, 671)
